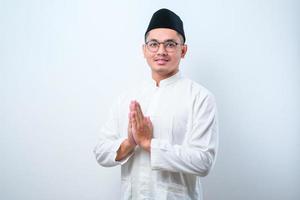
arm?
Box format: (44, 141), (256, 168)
(115, 139), (135, 161)
(150, 94), (219, 176)
(94, 98), (135, 167)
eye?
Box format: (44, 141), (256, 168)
(148, 41), (159, 48)
(165, 41), (177, 48)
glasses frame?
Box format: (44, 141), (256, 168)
(145, 40), (183, 53)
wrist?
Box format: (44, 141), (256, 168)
(125, 138), (136, 149)
(128, 134), (137, 147)
(141, 139), (151, 152)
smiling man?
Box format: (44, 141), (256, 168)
(94, 8), (219, 200)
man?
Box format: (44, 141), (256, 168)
(94, 8), (218, 200)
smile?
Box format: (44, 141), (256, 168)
(155, 58), (169, 65)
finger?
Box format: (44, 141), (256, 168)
(135, 102), (144, 127)
(132, 103), (142, 129)
(133, 112), (139, 131)
(128, 113), (132, 128)
(136, 102), (144, 118)
(128, 113), (133, 129)
(146, 116), (153, 132)
(129, 100), (135, 111)
(129, 133), (137, 145)
(149, 117), (153, 131)
(128, 120), (135, 145)
(129, 111), (134, 123)
(131, 112), (137, 132)
(146, 116), (151, 125)
(128, 125), (137, 145)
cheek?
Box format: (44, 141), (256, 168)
(170, 54), (182, 63)
(144, 54), (154, 66)
(145, 56), (152, 64)
(144, 50), (151, 58)
(145, 53), (155, 62)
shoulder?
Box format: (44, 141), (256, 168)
(179, 78), (218, 115)
(179, 77), (215, 101)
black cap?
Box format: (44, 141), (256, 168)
(145, 8), (186, 43)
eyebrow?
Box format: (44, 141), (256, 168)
(147, 39), (178, 43)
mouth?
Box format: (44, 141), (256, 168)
(154, 58), (169, 65)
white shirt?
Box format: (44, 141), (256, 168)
(94, 72), (218, 200)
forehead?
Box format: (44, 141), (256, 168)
(146, 28), (180, 41)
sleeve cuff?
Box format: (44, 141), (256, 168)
(113, 137), (135, 165)
(150, 138), (169, 170)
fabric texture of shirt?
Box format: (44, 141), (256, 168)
(94, 72), (219, 200)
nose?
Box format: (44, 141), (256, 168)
(157, 43), (167, 55)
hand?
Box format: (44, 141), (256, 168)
(127, 112), (137, 147)
(115, 108), (137, 161)
(130, 100), (153, 152)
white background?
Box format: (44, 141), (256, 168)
(1, 0), (299, 199)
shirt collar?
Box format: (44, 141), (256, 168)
(150, 71), (182, 88)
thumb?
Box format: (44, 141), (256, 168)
(146, 116), (153, 129)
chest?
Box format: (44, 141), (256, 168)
(128, 87), (192, 145)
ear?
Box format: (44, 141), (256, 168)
(181, 44), (188, 58)
(142, 44), (146, 58)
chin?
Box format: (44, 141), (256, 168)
(152, 63), (170, 70)
(153, 68), (177, 78)
(152, 66), (168, 74)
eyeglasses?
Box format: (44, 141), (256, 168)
(145, 40), (182, 53)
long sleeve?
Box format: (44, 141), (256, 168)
(93, 97), (133, 167)
(150, 93), (218, 176)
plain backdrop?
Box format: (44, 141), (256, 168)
(1, 0), (299, 199)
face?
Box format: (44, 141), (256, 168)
(143, 28), (187, 81)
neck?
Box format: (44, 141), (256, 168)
(152, 69), (179, 86)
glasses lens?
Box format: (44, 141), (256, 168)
(164, 41), (177, 52)
(146, 41), (159, 52)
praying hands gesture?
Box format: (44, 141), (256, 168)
(115, 100), (153, 161)
(129, 100), (153, 152)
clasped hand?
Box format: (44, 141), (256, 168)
(127, 100), (153, 152)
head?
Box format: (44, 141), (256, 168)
(143, 9), (188, 82)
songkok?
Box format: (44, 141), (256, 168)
(145, 8), (186, 43)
